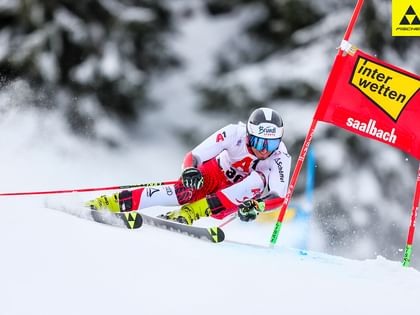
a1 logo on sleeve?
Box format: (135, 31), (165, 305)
(216, 131), (227, 142)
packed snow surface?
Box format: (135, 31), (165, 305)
(1, 110), (419, 315)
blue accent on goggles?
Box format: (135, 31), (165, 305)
(248, 135), (281, 152)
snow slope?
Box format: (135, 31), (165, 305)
(0, 109), (419, 315)
(1, 194), (420, 315)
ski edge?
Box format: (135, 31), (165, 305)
(141, 213), (225, 243)
(46, 204), (143, 230)
(46, 203), (223, 240)
(84, 210), (143, 229)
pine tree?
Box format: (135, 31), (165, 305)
(0, 0), (178, 136)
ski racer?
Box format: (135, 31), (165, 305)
(86, 107), (292, 225)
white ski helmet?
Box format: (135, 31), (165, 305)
(247, 107), (284, 152)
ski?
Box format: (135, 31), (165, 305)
(90, 210), (143, 229)
(46, 202), (143, 230)
(46, 200), (222, 240)
(141, 213), (225, 243)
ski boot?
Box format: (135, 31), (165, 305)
(85, 193), (121, 213)
(160, 198), (211, 225)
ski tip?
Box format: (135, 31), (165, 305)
(120, 212), (143, 229)
(208, 227), (225, 243)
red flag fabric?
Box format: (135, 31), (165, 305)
(315, 49), (420, 159)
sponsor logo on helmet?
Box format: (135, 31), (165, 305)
(258, 126), (277, 137)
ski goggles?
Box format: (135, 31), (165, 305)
(248, 135), (281, 152)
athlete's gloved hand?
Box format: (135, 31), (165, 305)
(238, 199), (265, 222)
(181, 167), (204, 190)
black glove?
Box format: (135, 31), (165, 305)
(238, 199), (265, 222)
(181, 167), (204, 190)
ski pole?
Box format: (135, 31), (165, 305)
(0, 180), (178, 197)
(218, 213), (237, 228)
(402, 164), (420, 267)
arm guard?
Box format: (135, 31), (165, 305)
(260, 192), (284, 212)
(182, 151), (200, 170)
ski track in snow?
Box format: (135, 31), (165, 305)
(1, 195), (420, 315)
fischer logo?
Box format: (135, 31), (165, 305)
(346, 117), (397, 144)
(258, 126), (277, 136)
